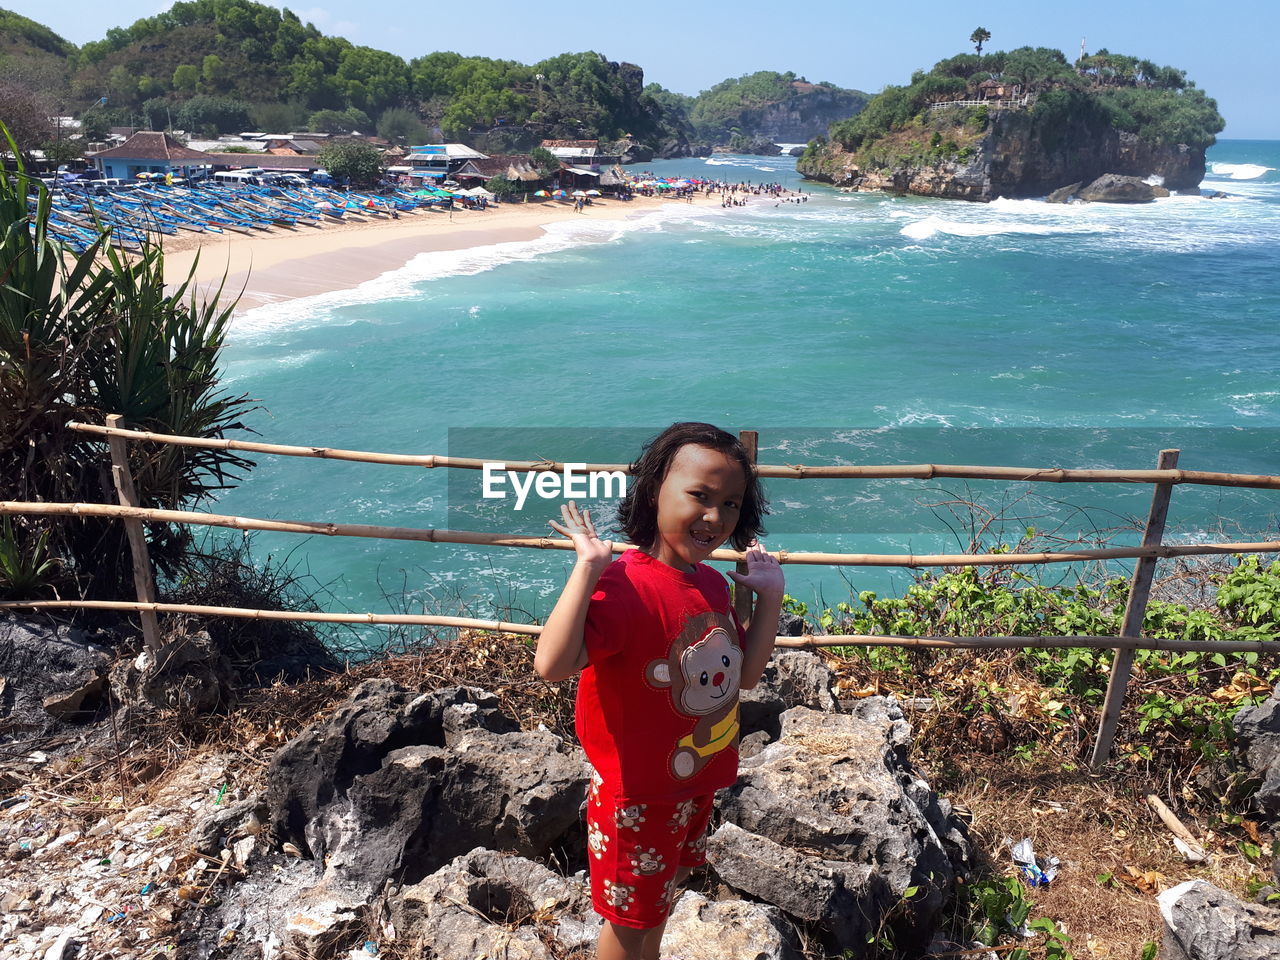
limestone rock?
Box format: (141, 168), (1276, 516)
(1231, 685), (1280, 821)
(708, 821), (887, 949)
(740, 649), (838, 741)
(1046, 182), (1082, 203)
(1078, 173), (1158, 203)
(1159, 879), (1280, 960)
(264, 680), (587, 893)
(663, 890), (803, 960)
(111, 631), (236, 713)
(391, 848), (597, 960)
(716, 699), (970, 951)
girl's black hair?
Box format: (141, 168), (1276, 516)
(615, 422), (768, 552)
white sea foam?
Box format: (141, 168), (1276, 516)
(1209, 162), (1273, 180)
(899, 216), (1089, 240)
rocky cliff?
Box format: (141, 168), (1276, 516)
(753, 84), (868, 143)
(797, 104), (1206, 201)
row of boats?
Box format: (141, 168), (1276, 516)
(39, 182), (462, 253)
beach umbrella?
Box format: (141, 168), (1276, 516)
(552, 189), (568, 198)
(534, 190), (550, 197)
(585, 189), (601, 196)
(571, 190), (587, 197)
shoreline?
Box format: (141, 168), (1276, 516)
(165, 194), (722, 313)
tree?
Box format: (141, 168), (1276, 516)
(309, 107), (370, 134)
(176, 95), (251, 136)
(530, 145), (559, 178)
(970, 27), (991, 55)
(0, 81), (55, 158)
(173, 64), (199, 94)
(376, 106), (428, 144)
(317, 140), (382, 186)
(202, 54), (228, 89)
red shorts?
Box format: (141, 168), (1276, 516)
(586, 773), (715, 930)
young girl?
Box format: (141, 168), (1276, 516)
(535, 422), (784, 960)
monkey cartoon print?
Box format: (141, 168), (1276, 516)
(644, 610), (743, 780)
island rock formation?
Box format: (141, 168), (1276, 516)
(798, 107), (1205, 201)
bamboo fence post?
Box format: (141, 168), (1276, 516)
(106, 414), (162, 654)
(735, 430), (758, 627)
(1090, 448), (1180, 769)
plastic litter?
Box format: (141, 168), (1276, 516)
(214, 783), (228, 806)
(141, 883), (155, 896)
(1, 794), (29, 809)
(1009, 837), (1059, 887)
(362, 942), (378, 956)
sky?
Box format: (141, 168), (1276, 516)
(9, 0), (1278, 139)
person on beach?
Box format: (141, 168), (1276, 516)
(535, 422), (784, 960)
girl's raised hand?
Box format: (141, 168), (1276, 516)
(548, 501), (613, 569)
(726, 540), (785, 599)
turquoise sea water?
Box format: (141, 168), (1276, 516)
(216, 141), (1280, 637)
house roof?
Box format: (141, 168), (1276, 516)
(541, 139), (599, 150)
(206, 153), (320, 171)
(456, 154), (540, 180)
(87, 131), (219, 163)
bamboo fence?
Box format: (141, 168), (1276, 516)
(2, 420), (1277, 767)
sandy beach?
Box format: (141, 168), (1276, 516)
(164, 193), (720, 312)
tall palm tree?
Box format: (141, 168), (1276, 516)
(970, 27), (991, 56)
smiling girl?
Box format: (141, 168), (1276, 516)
(535, 422), (784, 960)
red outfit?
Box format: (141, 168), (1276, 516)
(577, 549), (745, 928)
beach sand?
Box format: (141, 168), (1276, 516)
(164, 194), (719, 312)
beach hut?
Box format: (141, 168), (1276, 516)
(86, 131), (217, 181)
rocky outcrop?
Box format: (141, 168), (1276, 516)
(715, 699), (970, 955)
(263, 680), (587, 893)
(180, 655), (968, 959)
(1159, 879), (1280, 960)
(1077, 173), (1158, 203)
(655, 138), (712, 159)
(0, 615), (112, 735)
(799, 105), (1206, 201)
(743, 83), (869, 144)
(1232, 685), (1280, 821)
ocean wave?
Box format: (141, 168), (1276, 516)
(1209, 162), (1274, 180)
(899, 216), (1091, 240)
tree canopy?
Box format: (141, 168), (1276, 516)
(828, 45), (1223, 153)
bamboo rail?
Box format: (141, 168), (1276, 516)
(4, 500), (1279, 568)
(64, 423), (1280, 491)
(0, 600), (1272, 654)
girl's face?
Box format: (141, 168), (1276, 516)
(647, 443), (747, 572)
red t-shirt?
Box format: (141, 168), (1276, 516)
(576, 549), (746, 802)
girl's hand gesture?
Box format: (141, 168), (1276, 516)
(726, 540), (785, 600)
(548, 501), (613, 571)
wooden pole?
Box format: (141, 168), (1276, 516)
(105, 414), (162, 654)
(65, 422), (1280, 491)
(1090, 449), (1179, 769)
(3, 499), (1279, 568)
(735, 430), (758, 627)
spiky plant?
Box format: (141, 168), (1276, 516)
(0, 123), (255, 601)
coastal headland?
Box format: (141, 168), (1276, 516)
(165, 193), (723, 312)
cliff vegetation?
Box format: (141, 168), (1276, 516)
(800, 45), (1224, 199)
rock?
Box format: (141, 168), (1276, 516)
(663, 890), (803, 960)
(1046, 182), (1082, 203)
(716, 700), (970, 951)
(391, 848), (598, 960)
(788, 146), (805, 157)
(1231, 686), (1280, 821)
(0, 615), (112, 734)
(1158, 879), (1280, 960)
(190, 797), (268, 856)
(739, 650), (838, 741)
(1078, 173), (1158, 203)
(111, 631), (236, 713)
(286, 897), (363, 959)
(265, 680), (586, 894)
(776, 612), (807, 636)
(1152, 184), (1171, 197)
(707, 822), (885, 950)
